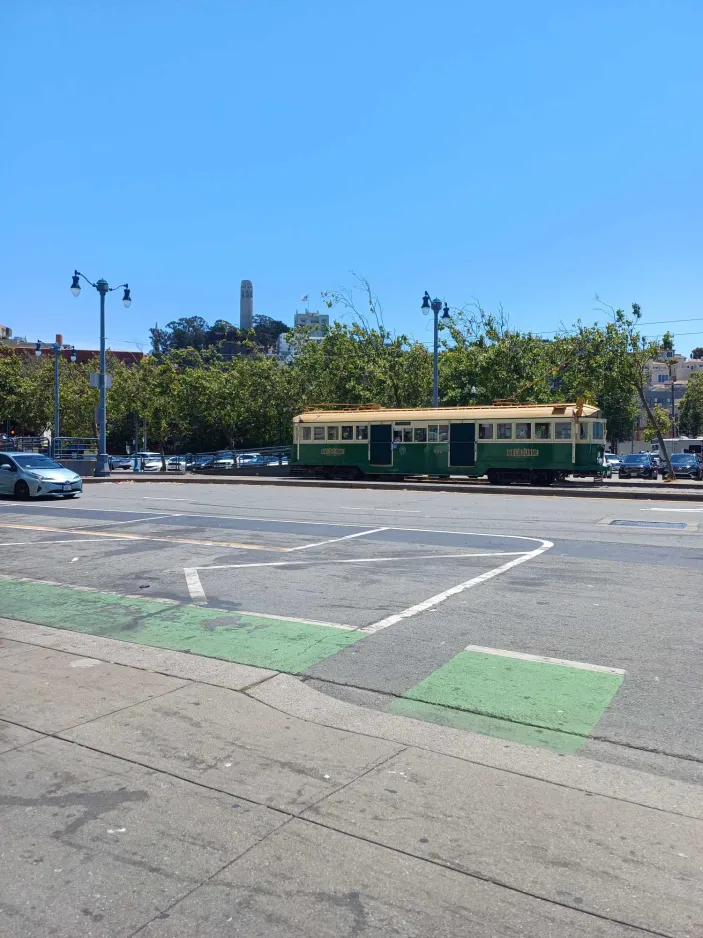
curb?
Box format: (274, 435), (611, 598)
(82, 474), (703, 502)
(1, 617), (700, 820)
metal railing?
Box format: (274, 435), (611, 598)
(190, 445), (290, 473)
(0, 436), (50, 454)
(54, 437), (98, 459)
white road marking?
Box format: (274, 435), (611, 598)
(0, 537), (135, 547)
(0, 504), (181, 515)
(217, 609), (355, 630)
(285, 526), (389, 552)
(641, 508), (703, 512)
(183, 568), (206, 602)
(195, 550), (525, 571)
(339, 507), (422, 513)
(76, 514), (181, 528)
(463, 645), (625, 675)
(142, 497), (190, 501)
(363, 543), (553, 633)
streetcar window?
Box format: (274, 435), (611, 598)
(414, 428), (427, 442)
(327, 426), (339, 441)
(314, 426), (325, 440)
(579, 422), (589, 440)
(478, 423), (493, 440)
(592, 421), (604, 440)
(428, 425), (438, 442)
(497, 423), (512, 440)
(515, 423), (531, 440)
(393, 429), (403, 443)
(535, 422), (551, 440)
(356, 425), (369, 440)
(342, 425), (353, 440)
(302, 427), (312, 441)
(438, 425), (449, 442)
(554, 421), (572, 440)
(403, 428), (413, 442)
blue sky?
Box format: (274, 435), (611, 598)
(2, 0), (703, 355)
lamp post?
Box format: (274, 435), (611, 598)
(71, 271), (131, 476)
(35, 339), (76, 457)
(421, 291), (450, 407)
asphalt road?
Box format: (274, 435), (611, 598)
(1, 481), (701, 784)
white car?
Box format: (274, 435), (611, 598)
(0, 451), (82, 499)
(133, 452), (163, 471)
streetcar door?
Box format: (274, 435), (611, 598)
(370, 424), (393, 465)
(449, 422), (475, 466)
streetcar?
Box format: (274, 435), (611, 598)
(290, 402), (607, 485)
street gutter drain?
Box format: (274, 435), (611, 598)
(609, 520), (688, 529)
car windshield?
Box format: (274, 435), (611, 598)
(12, 454), (62, 470)
(624, 455), (649, 464)
(671, 454), (696, 464)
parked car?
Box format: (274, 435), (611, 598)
(213, 451), (236, 469)
(166, 455), (190, 471)
(604, 453), (622, 473)
(265, 454), (289, 466)
(192, 454), (215, 472)
(618, 453), (656, 479)
(0, 451), (82, 499)
(132, 452), (163, 471)
(109, 454), (132, 470)
(237, 452), (265, 467)
(661, 453), (703, 480)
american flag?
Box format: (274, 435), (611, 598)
(300, 295), (308, 302)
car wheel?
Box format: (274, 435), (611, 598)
(14, 480), (31, 500)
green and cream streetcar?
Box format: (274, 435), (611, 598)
(290, 401), (606, 485)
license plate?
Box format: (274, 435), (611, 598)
(63, 484), (72, 491)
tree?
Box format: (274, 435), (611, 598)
(678, 372), (703, 437)
(691, 347), (703, 360)
(592, 303), (674, 477)
(150, 316), (210, 354)
(321, 272), (385, 331)
(643, 404), (671, 442)
(252, 315), (290, 349)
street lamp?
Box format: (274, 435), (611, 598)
(71, 270), (132, 476)
(421, 291), (450, 407)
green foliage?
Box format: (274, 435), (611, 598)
(678, 372), (703, 437)
(691, 347), (703, 360)
(1, 289), (688, 467)
(643, 404), (671, 442)
(150, 315), (291, 356)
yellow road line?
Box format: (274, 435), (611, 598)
(0, 522), (286, 551)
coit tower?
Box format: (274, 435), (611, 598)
(240, 280), (253, 331)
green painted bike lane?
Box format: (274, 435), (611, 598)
(0, 578), (362, 673)
(0, 577), (625, 754)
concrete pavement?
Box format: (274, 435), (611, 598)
(0, 621), (701, 938)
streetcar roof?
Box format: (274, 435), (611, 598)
(295, 403), (600, 423)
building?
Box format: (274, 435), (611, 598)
(639, 352), (703, 435)
(1, 332), (143, 366)
(240, 280), (253, 331)
(0, 324), (12, 341)
(276, 310), (329, 361)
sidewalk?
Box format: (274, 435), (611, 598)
(0, 619), (700, 938)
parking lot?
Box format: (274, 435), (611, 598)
(1, 481), (701, 782)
